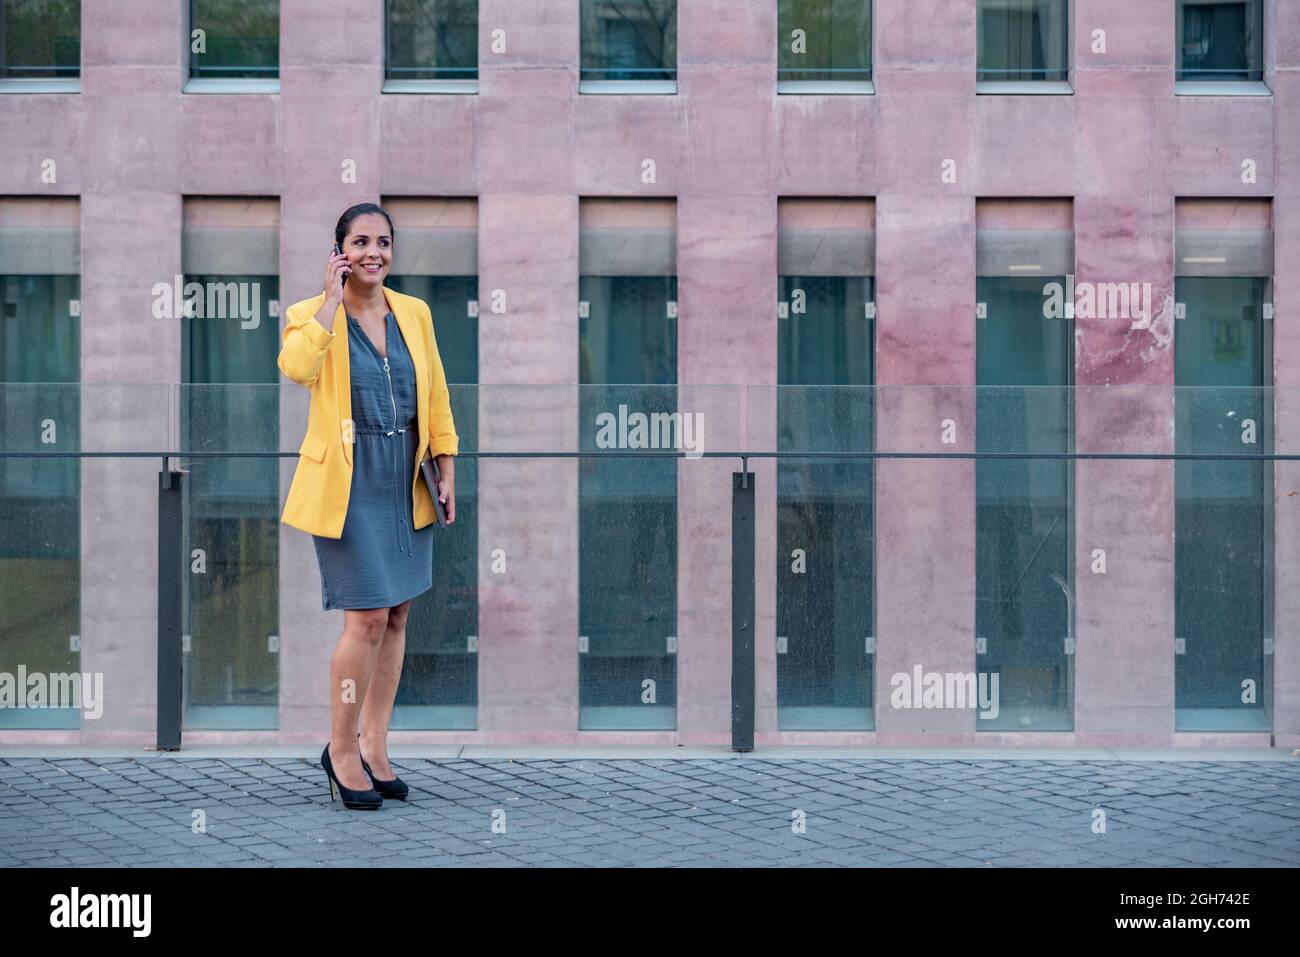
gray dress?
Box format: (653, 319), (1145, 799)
(311, 311), (433, 610)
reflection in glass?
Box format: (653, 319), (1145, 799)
(777, 0), (871, 84)
(977, 0), (1069, 83)
(579, 275), (677, 729)
(580, 0), (677, 82)
(1, 0), (80, 79)
(189, 0), (279, 79)
(1174, 277), (1271, 730)
(1177, 0), (1263, 82)
(386, 0), (478, 81)
(976, 276), (1073, 730)
(776, 276), (874, 729)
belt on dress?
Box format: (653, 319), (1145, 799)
(353, 425), (416, 555)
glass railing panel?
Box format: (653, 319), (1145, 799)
(394, 383), (478, 730)
(0, 382), (81, 727)
(1174, 385), (1273, 731)
(1, 383), (1291, 738)
(178, 383), (279, 729)
(769, 385), (875, 730)
(0, 384), (172, 728)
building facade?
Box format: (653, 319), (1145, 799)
(0, 1), (1297, 748)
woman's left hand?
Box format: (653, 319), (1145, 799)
(435, 454), (455, 524)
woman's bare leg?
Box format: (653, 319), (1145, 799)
(358, 599), (411, 779)
(329, 607), (389, 790)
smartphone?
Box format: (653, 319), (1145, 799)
(334, 241), (349, 287)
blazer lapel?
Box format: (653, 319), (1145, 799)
(333, 298), (353, 467)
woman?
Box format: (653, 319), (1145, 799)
(277, 202), (458, 810)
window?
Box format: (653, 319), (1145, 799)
(0, 197), (80, 728)
(0, 0), (80, 91)
(580, 0), (676, 93)
(974, 200), (1075, 731)
(777, 0), (872, 93)
(180, 197), (280, 730)
(187, 0), (278, 91)
(1177, 0), (1264, 89)
(977, 0), (1069, 91)
(578, 199), (678, 729)
(1173, 198), (1273, 731)
(385, 0), (478, 92)
(776, 199), (875, 729)
(382, 197), (479, 729)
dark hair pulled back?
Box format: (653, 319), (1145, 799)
(334, 203), (395, 247)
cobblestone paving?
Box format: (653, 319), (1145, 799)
(1, 757), (1297, 867)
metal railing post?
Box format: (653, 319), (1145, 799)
(731, 468), (755, 752)
(157, 462), (185, 750)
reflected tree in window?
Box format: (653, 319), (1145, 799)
(580, 0), (677, 82)
(190, 0), (279, 79)
(386, 0), (478, 81)
(0, 0), (80, 78)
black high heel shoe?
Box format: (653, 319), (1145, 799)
(321, 742), (383, 810)
(358, 733), (409, 801)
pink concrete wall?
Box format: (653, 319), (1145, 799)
(1272, 4), (1300, 749)
(0, 0), (1293, 747)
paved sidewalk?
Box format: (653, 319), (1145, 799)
(1, 753), (1297, 867)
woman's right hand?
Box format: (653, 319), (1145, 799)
(324, 247), (350, 304)
(314, 247), (350, 333)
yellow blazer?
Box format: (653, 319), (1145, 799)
(277, 286), (458, 539)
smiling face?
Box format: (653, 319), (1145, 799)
(340, 213), (393, 288)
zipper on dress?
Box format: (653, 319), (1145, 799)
(382, 352), (411, 554)
(382, 355), (396, 431)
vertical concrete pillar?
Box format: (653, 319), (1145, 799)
(1071, 0), (1178, 738)
(476, 1), (581, 741)
(1269, 20), (1300, 746)
(675, 1), (776, 742)
(871, 1), (978, 741)
(78, 0), (185, 741)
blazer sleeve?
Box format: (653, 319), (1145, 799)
(277, 299), (334, 388)
(425, 302), (459, 457)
